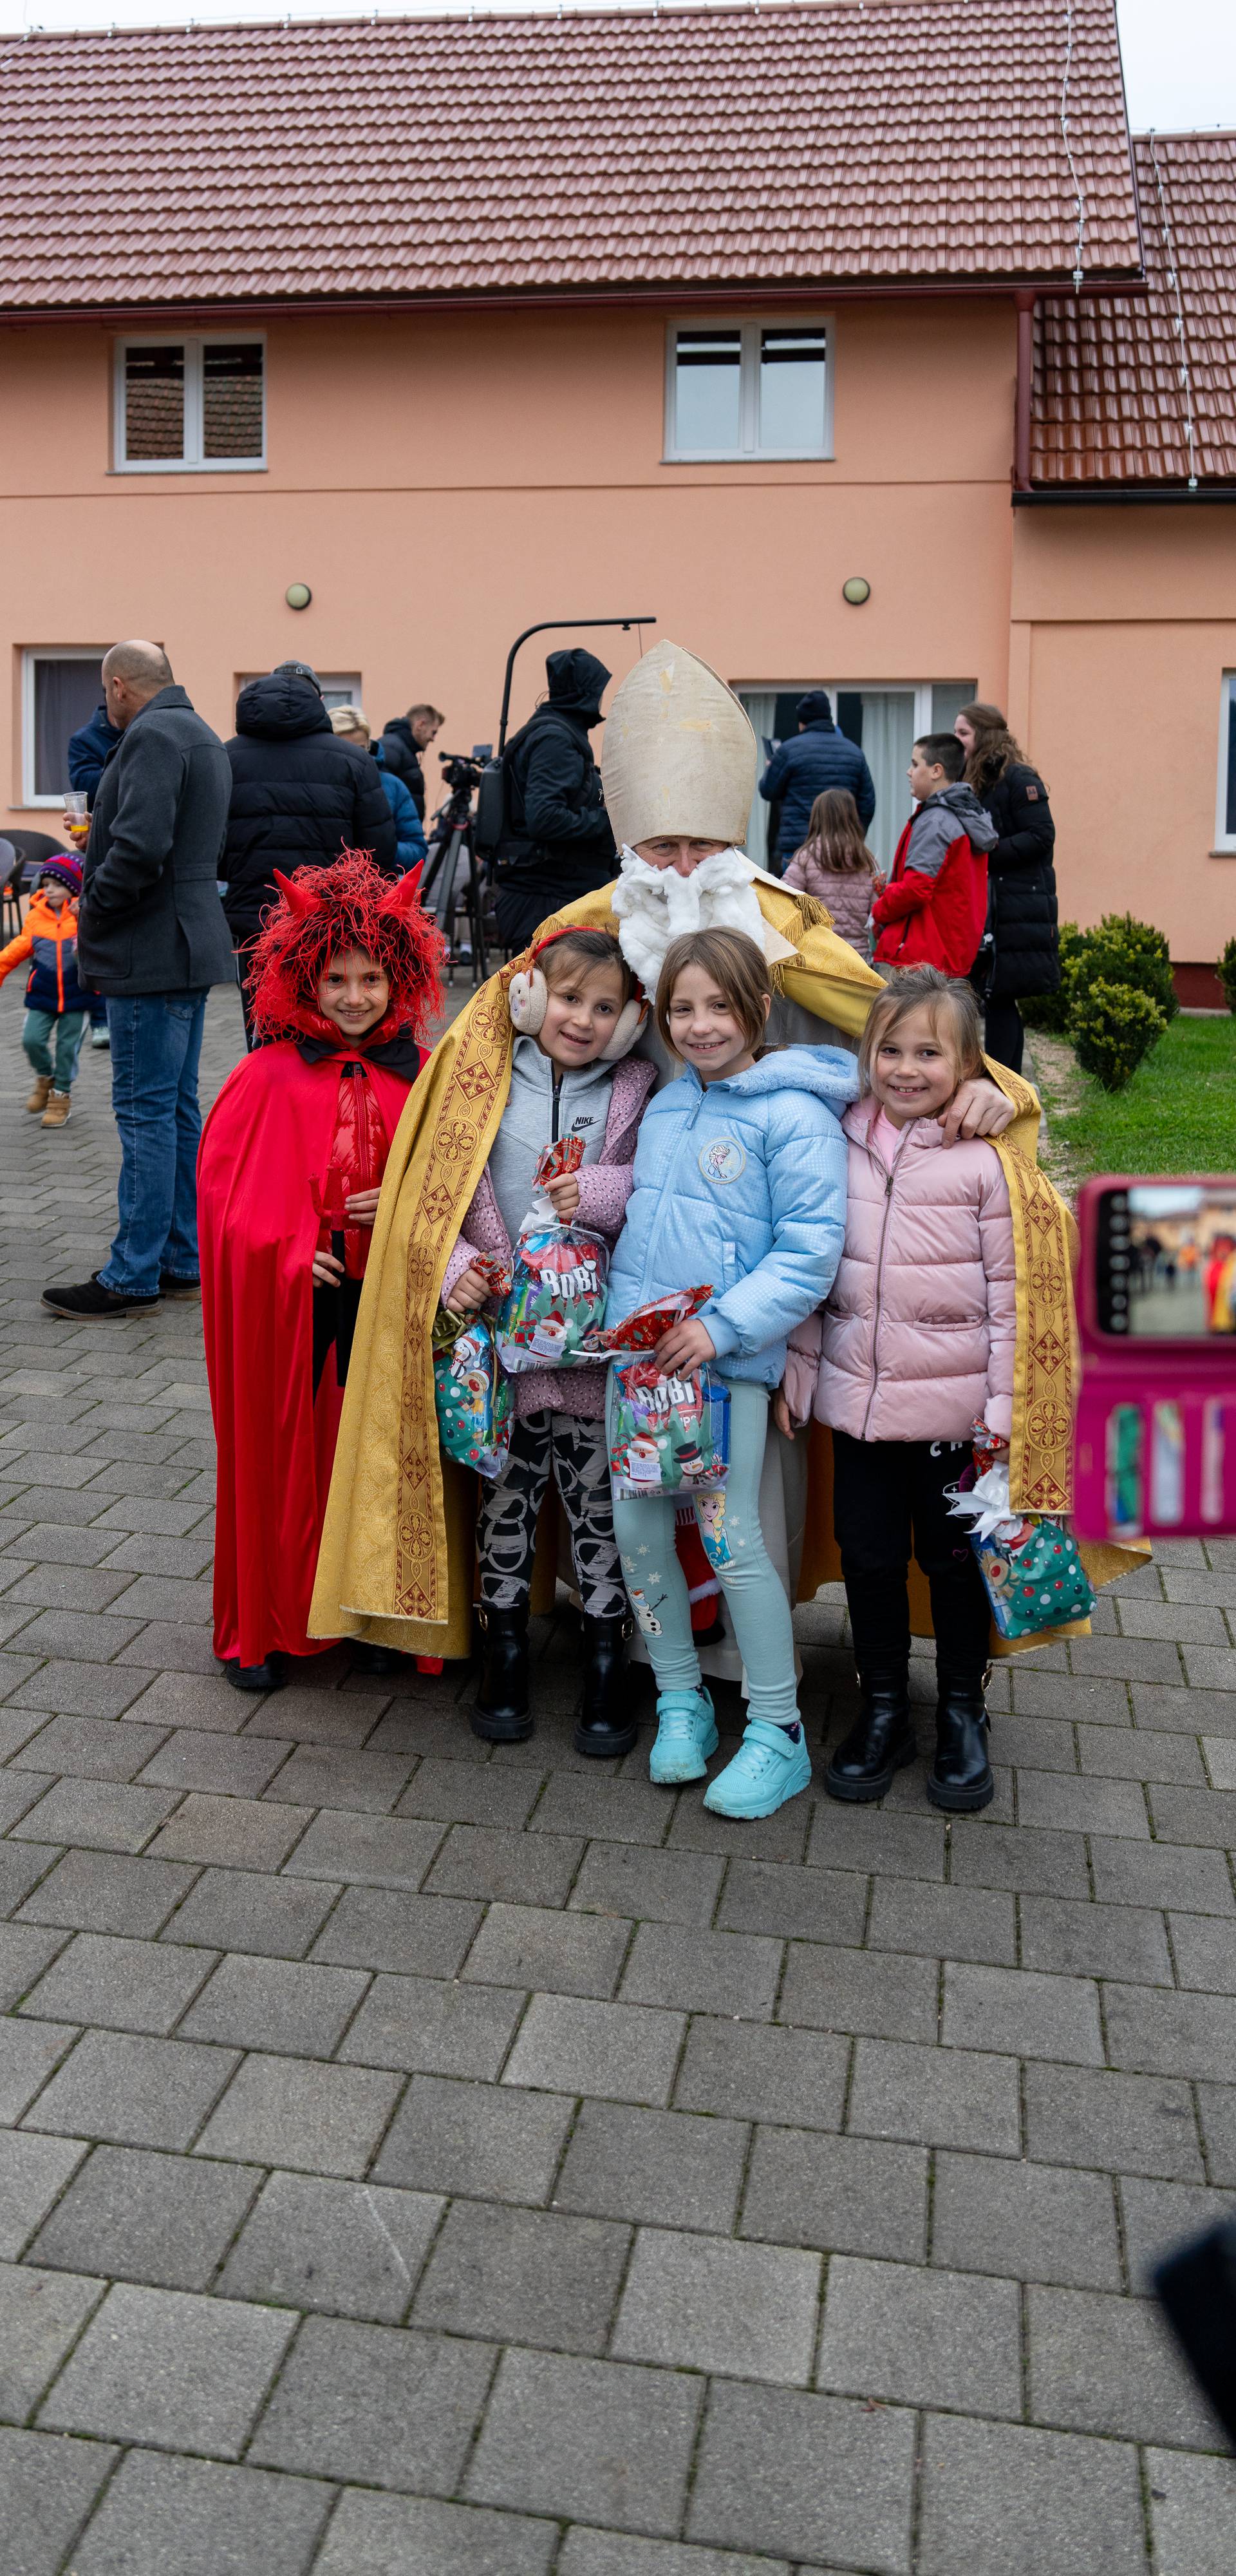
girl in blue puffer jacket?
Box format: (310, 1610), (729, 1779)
(606, 926), (855, 1818)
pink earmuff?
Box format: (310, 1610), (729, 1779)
(507, 940), (648, 1061)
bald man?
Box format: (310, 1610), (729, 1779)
(44, 641), (235, 1321)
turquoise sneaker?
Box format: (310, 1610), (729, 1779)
(704, 1717), (812, 1818)
(649, 1688), (718, 1785)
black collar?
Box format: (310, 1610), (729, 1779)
(295, 1031), (422, 1080)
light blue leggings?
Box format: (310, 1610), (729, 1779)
(610, 1376), (800, 1727)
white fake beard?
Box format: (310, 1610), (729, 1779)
(612, 846), (765, 989)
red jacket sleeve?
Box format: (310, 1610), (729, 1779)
(872, 869), (935, 924)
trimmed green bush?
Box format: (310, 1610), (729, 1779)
(1021, 922), (1087, 1034)
(1071, 978), (1167, 1092)
(1219, 936), (1236, 1016)
(1081, 913), (1178, 1021)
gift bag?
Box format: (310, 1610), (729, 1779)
(610, 1358), (731, 1499)
(433, 1314), (512, 1481)
(578, 1285), (713, 1359)
(497, 1139), (609, 1374)
(948, 1465), (1096, 1640)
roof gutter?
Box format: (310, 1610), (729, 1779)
(1014, 486), (1236, 507)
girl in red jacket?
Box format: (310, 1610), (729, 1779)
(198, 854), (443, 1690)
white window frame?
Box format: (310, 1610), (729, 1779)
(113, 332), (266, 473)
(1216, 673), (1236, 853)
(664, 317), (834, 463)
(21, 647), (108, 808)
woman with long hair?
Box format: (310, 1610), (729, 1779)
(953, 702), (1058, 1074)
(782, 788), (882, 960)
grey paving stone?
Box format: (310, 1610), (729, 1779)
(249, 2313), (494, 2492)
(1078, 1721), (1206, 1784)
(0, 2132), (88, 2260)
(136, 1727), (292, 1797)
(1163, 1914), (1236, 1998)
(178, 1951), (368, 2056)
(532, 1771), (672, 1846)
(740, 2125), (928, 2262)
(1150, 1779), (1236, 1849)
(415, 2199), (629, 2354)
(1145, 2449), (1236, 2576)
(29, 2142), (259, 2292)
(1069, 1635), (1184, 1685)
(397, 1755), (539, 1828)
(463, 1901), (631, 2000)
(39, 2278), (294, 2456)
(805, 1803), (946, 1882)
(948, 1819), (1089, 1896)
(0, 1920), (69, 2007)
(19, 1931), (215, 2036)
(686, 2378), (915, 2570)
(427, 1823), (585, 1906)
(339, 1971), (522, 2078)
(1026, 2282), (1220, 2445)
(932, 2150), (1123, 2288)
(570, 1840), (726, 1927)
(281, 1808), (443, 1889)
(991, 1712), (1078, 1772)
(218, 2170), (442, 2320)
(120, 1670), (251, 1732)
(0, 1841), (62, 1917)
(148, 1791), (314, 1871)
(1020, 1893), (1173, 1985)
(465, 2347), (702, 2537)
(848, 2038), (1020, 2153)
(1091, 1835), (1236, 1913)
(310, 1884), (483, 1978)
(264, 1743), (415, 1812)
(163, 1866), (339, 1959)
(1197, 2080), (1236, 2183)
(16, 1848), (196, 1938)
(917, 2414), (1147, 2575)
(1131, 1680), (1236, 1735)
(0, 2018), (79, 2123)
(1015, 1769), (1150, 1837)
(666, 1785), (810, 1865)
(504, 1994), (683, 2105)
(866, 1876), (1016, 1967)
(192, 2052), (402, 2179)
(1183, 1643), (1236, 1690)
(0, 2424), (118, 2576)
(374, 2072), (573, 2205)
(0, 2259), (104, 2421)
(779, 1940), (938, 2043)
(10, 1710), (170, 1781)
(557, 2543), (790, 2576)
(817, 2253), (1022, 2418)
(312, 2491), (558, 2576)
(23, 2028), (238, 2151)
(70, 2450), (333, 2576)
(613, 2227), (819, 2385)
(1118, 2174), (1236, 2293)
(556, 2100), (749, 2235)
(619, 1919), (782, 2020)
(1023, 2059), (1205, 2181)
(242, 1683), (390, 1747)
(1104, 1980), (1236, 2081)
(674, 2014), (848, 2129)
(716, 1857), (868, 1945)
(368, 1700), (495, 1762)
(941, 1960), (1105, 2065)
(11, 1777), (181, 1852)
(8, 1609), (146, 1662)
(8, 1662), (151, 1723)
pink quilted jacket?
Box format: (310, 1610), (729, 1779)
(782, 847), (879, 961)
(812, 1094), (1016, 1443)
(440, 1053), (657, 1419)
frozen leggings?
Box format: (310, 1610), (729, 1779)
(831, 1430), (992, 1680)
(610, 1376), (800, 1727)
(478, 1409), (625, 1620)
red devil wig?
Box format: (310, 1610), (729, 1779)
(247, 852), (445, 1048)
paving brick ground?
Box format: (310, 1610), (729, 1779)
(0, 973), (1233, 2573)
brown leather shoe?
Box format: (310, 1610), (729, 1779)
(41, 1090), (71, 1129)
(26, 1074), (52, 1113)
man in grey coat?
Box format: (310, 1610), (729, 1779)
(44, 641), (235, 1321)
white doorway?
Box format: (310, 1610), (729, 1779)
(736, 682), (975, 874)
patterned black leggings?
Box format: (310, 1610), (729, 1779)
(477, 1410), (626, 1620)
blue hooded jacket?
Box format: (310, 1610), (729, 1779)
(67, 701), (124, 802)
(607, 1045), (857, 1388)
(373, 743), (427, 871)
(760, 717), (876, 857)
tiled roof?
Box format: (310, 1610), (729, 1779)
(0, 0), (1141, 313)
(1033, 133), (1236, 485)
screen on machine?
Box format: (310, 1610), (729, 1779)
(1094, 1182), (1236, 1341)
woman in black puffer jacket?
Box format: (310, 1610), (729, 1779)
(955, 701), (1059, 1076)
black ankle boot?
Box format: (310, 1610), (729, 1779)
(928, 1672), (994, 1812)
(472, 1606), (532, 1743)
(825, 1660), (915, 1803)
(350, 1641), (406, 1678)
(574, 1613), (636, 1759)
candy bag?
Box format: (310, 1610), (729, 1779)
(610, 1358), (731, 1498)
(946, 1465), (1096, 1640)
(433, 1314), (511, 1479)
(497, 1138), (609, 1373)
(578, 1285), (713, 1358)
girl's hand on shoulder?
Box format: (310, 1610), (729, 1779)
(544, 1171), (581, 1223)
(444, 1266), (489, 1316)
(344, 1186), (382, 1227)
(655, 1316), (716, 1375)
(312, 1248), (344, 1288)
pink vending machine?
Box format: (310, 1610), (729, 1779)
(1074, 1175), (1236, 1545)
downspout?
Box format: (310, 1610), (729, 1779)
(1014, 292), (1035, 493)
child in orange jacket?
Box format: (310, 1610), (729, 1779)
(0, 857), (95, 1129)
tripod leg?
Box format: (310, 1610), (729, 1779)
(467, 834), (489, 984)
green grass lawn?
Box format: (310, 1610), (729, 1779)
(1036, 1012), (1236, 1180)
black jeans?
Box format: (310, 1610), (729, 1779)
(984, 994), (1025, 1076)
(832, 1430), (991, 1678)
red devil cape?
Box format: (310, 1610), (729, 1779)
(200, 1041), (417, 1667)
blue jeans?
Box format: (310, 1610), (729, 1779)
(23, 1009), (86, 1090)
(610, 1376), (801, 1727)
(98, 992), (207, 1299)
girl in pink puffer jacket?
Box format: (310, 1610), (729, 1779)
(782, 788), (881, 961)
(785, 966), (1016, 1816)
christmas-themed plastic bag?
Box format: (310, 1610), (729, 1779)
(497, 1139), (609, 1374)
(578, 1285), (714, 1359)
(610, 1358), (731, 1499)
(434, 1314), (512, 1480)
(946, 1464), (1096, 1639)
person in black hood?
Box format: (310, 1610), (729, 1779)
(221, 668), (398, 1036)
(494, 649), (617, 953)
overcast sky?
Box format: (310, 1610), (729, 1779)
(0, 0), (1232, 130)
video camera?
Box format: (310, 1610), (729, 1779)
(437, 750), (491, 797)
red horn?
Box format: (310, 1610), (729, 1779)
(378, 866), (424, 915)
(272, 868), (322, 917)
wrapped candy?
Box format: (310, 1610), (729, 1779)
(578, 1285), (713, 1358)
(610, 1359), (730, 1499)
(946, 1465), (1096, 1639)
(496, 1138), (609, 1374)
(433, 1314), (512, 1480)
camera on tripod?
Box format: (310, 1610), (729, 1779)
(437, 751), (487, 797)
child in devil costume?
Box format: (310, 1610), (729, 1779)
(199, 854), (443, 1690)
